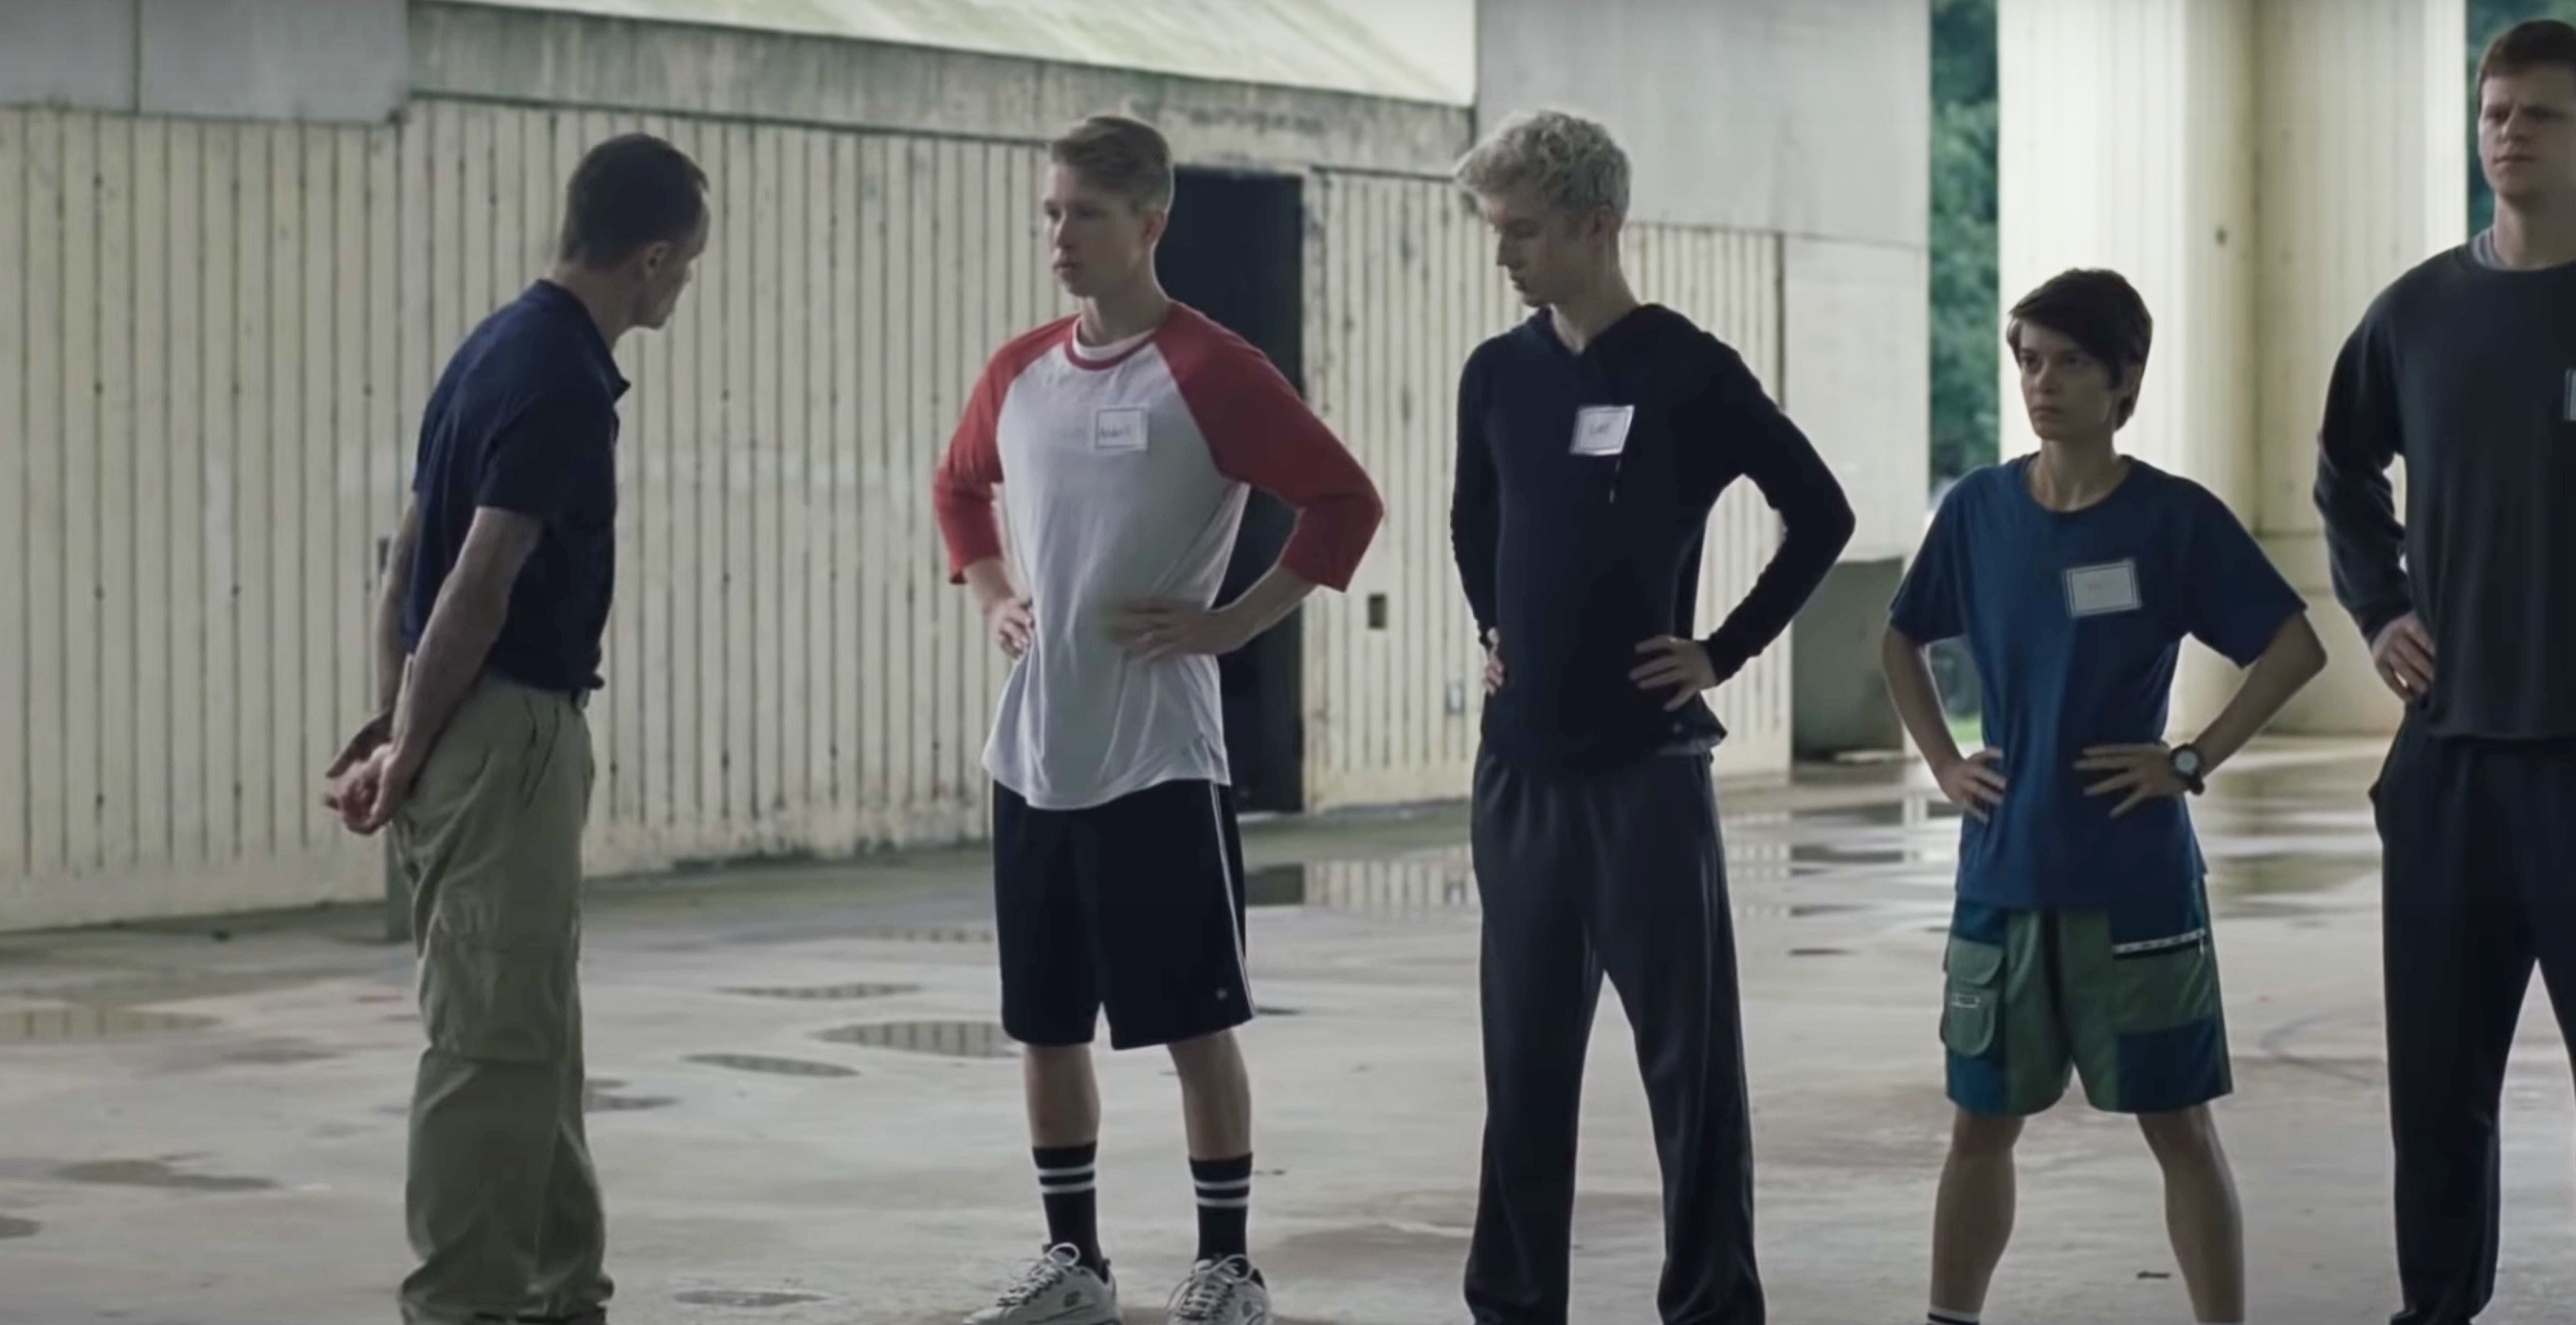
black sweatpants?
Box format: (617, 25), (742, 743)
(2375, 717), (2576, 1325)
(1462, 744), (1762, 1325)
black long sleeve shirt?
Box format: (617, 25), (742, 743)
(2313, 246), (2576, 739)
(1451, 305), (1856, 768)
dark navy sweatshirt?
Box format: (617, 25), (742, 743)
(2313, 245), (2576, 739)
(1450, 304), (1856, 768)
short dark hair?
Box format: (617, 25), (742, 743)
(557, 134), (708, 267)
(2006, 268), (2153, 427)
(2479, 18), (2576, 88)
(1049, 116), (1174, 211)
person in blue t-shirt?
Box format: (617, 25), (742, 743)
(1881, 269), (2326, 1325)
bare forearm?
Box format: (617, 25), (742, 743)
(1221, 565), (1317, 643)
(1882, 628), (1965, 771)
(388, 583), (509, 761)
(373, 504), (423, 714)
(2188, 615), (2327, 771)
(372, 572), (412, 715)
(961, 557), (1018, 612)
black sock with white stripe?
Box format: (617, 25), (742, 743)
(1033, 1143), (1102, 1273)
(1191, 1153), (1254, 1263)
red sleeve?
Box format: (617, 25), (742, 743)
(1167, 315), (1384, 592)
(933, 320), (1064, 583)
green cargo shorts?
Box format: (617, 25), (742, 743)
(1939, 884), (2231, 1117)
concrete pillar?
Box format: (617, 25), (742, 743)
(2251, 0), (2463, 735)
(1997, 0), (2460, 737)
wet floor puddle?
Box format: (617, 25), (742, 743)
(1243, 860), (1477, 913)
(0, 1007), (218, 1043)
(848, 925), (993, 945)
(11, 968), (340, 1007)
(52, 1157), (274, 1192)
(723, 982), (920, 1001)
(678, 1288), (829, 1309)
(583, 1079), (677, 1113)
(683, 1053), (858, 1079)
(815, 1020), (1014, 1059)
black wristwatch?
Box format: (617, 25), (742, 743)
(2168, 743), (2207, 795)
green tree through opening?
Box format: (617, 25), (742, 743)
(1929, 0), (1998, 491)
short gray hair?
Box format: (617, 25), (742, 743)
(1453, 109), (1630, 220)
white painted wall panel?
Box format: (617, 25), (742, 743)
(0, 112), (24, 881)
(1478, 0), (1929, 245)
(0, 1), (137, 113)
(1784, 238), (1933, 564)
(0, 110), (387, 926)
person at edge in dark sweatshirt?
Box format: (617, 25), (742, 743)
(1885, 269), (2324, 1325)
(1446, 108), (1855, 1325)
(2313, 20), (2576, 1325)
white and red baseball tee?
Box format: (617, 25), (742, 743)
(933, 303), (1383, 811)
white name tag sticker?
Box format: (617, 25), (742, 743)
(1569, 405), (1635, 458)
(2064, 560), (2142, 618)
(1092, 407), (1148, 453)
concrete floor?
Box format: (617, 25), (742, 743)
(2, 744), (2572, 1325)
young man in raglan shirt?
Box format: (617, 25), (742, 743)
(1884, 269), (2324, 1325)
(2313, 21), (2576, 1325)
(931, 115), (1383, 1325)
(1448, 109), (1856, 1325)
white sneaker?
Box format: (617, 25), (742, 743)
(963, 1243), (1119, 1325)
(1164, 1256), (1269, 1325)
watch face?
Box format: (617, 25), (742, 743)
(2173, 748), (2202, 775)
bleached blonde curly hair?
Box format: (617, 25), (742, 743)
(1452, 108), (1630, 220)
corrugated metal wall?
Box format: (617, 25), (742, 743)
(0, 108), (401, 920)
(0, 101), (1062, 925)
(1299, 169), (1788, 807)
(0, 103), (1790, 928)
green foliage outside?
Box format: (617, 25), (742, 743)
(1929, 0), (1999, 489)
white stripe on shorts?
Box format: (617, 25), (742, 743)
(2110, 926), (2207, 957)
(1209, 785), (1252, 998)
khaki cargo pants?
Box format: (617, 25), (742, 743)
(390, 677), (608, 1325)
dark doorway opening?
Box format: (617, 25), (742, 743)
(1157, 168), (1306, 815)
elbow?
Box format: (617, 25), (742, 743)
(2264, 612), (2329, 687)
(1805, 490), (1859, 558)
(2291, 614), (2330, 683)
(1357, 486), (1389, 544)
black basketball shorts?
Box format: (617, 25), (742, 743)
(990, 777), (1254, 1050)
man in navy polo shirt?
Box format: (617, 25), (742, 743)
(1448, 109), (1855, 1325)
(323, 133), (708, 1325)
(1882, 269), (2324, 1325)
